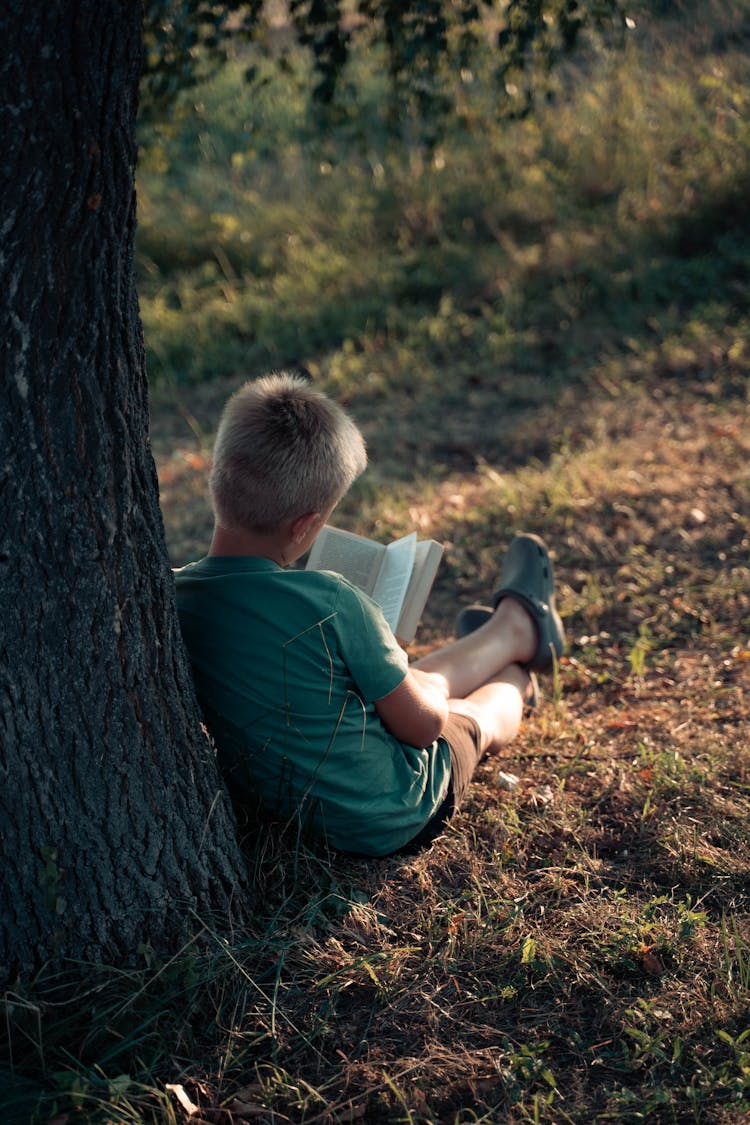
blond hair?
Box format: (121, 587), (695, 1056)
(209, 372), (367, 532)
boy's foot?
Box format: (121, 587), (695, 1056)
(492, 533), (564, 672)
(454, 604), (540, 711)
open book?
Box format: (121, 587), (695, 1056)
(305, 527), (443, 642)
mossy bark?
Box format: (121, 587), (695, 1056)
(0, 2), (249, 981)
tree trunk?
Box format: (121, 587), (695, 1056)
(0, 2), (249, 982)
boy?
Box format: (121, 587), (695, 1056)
(174, 372), (564, 857)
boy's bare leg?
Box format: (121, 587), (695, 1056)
(412, 596), (536, 701)
(448, 664), (530, 755)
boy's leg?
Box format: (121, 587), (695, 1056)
(447, 662), (530, 755)
(412, 596), (536, 701)
(404, 533), (563, 831)
(421, 666), (528, 845)
(414, 531), (564, 702)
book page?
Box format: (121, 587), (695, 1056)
(305, 526), (384, 595)
(396, 539), (444, 642)
(371, 533), (417, 632)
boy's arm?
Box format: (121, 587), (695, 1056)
(374, 669), (449, 749)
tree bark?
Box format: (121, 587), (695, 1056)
(0, 2), (249, 981)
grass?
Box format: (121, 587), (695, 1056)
(4, 1), (750, 1122)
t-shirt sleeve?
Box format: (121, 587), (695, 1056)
(332, 577), (409, 704)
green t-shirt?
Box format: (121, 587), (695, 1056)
(174, 555), (452, 856)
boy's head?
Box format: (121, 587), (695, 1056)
(209, 372), (367, 533)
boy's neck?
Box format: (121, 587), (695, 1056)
(209, 523), (287, 565)
(208, 508), (327, 567)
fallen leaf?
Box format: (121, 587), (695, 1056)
(637, 947), (665, 976)
(533, 785), (554, 806)
(496, 770), (520, 791)
(447, 911), (466, 935)
(166, 1083), (200, 1115)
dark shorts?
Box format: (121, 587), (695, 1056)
(396, 710), (484, 855)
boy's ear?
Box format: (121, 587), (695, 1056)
(291, 511), (321, 544)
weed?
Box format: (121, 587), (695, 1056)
(721, 914), (750, 1004)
